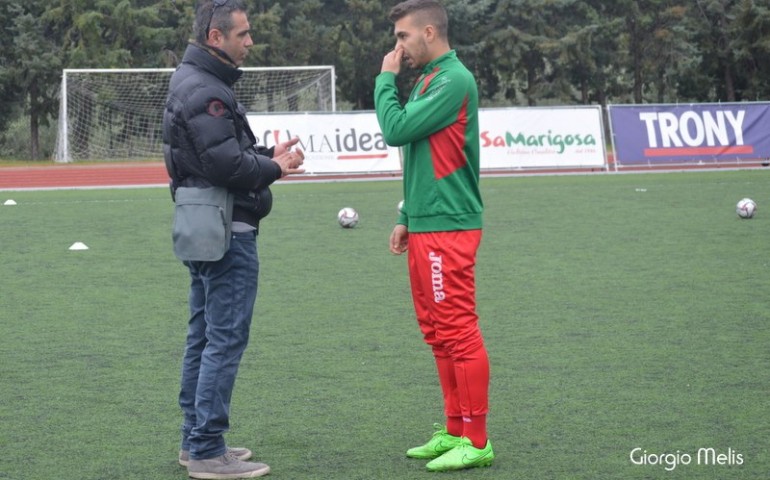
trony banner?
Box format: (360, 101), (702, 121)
(608, 103), (770, 165)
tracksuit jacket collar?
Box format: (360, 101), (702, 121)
(422, 49), (458, 74)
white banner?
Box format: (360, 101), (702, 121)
(248, 107), (606, 174)
(247, 112), (400, 174)
(479, 106), (606, 169)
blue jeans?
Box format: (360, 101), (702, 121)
(179, 231), (259, 460)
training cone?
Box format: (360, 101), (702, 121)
(4, 199), (17, 206)
(69, 242), (89, 251)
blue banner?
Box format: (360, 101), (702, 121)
(609, 103), (770, 165)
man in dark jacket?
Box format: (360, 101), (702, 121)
(162, 1), (304, 478)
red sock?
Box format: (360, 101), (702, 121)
(455, 346), (490, 448)
(446, 416), (464, 438)
(463, 415), (487, 449)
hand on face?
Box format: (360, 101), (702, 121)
(381, 47), (404, 75)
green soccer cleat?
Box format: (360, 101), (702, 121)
(406, 424), (463, 459)
(425, 437), (494, 472)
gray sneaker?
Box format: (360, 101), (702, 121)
(179, 447), (253, 467)
(187, 451), (270, 479)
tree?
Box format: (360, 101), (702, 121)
(5, 2), (63, 160)
(688, 0), (742, 101)
(0, 0), (23, 136)
(485, 0), (548, 106)
(332, 0), (394, 109)
(482, 0), (595, 106)
(613, 0), (691, 103)
(45, 0), (180, 69)
(1, 0), (186, 159)
(3, 0), (770, 159)
(558, 5), (627, 107)
(443, 0), (497, 104)
(729, 0), (770, 100)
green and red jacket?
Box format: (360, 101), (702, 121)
(374, 49), (483, 233)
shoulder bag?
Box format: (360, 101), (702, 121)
(172, 186), (234, 262)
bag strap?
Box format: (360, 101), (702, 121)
(163, 144), (180, 200)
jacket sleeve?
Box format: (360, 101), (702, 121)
(374, 70), (468, 147)
(184, 85), (280, 190)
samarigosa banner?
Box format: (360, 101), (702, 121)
(609, 103), (770, 165)
(479, 106), (606, 169)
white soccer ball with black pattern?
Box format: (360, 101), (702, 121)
(337, 207), (359, 228)
(736, 198), (757, 219)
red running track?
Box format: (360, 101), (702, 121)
(1, 158), (765, 190)
(0, 162), (406, 189)
(0, 162), (171, 190)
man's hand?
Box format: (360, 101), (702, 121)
(273, 148), (305, 177)
(389, 224), (408, 255)
(381, 47), (404, 75)
(274, 136), (300, 157)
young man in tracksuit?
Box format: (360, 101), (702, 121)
(374, 0), (494, 472)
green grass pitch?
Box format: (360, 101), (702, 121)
(1, 170), (768, 479)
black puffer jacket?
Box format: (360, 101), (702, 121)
(163, 42), (282, 229)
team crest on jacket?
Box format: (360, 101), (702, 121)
(207, 99), (226, 117)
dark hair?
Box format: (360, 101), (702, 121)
(193, 0), (247, 44)
(388, 0), (448, 39)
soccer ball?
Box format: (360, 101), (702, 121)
(397, 200), (404, 213)
(736, 198), (757, 219)
(337, 207), (359, 228)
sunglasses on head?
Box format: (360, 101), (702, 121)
(205, 0), (229, 39)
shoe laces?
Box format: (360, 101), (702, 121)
(222, 450), (240, 464)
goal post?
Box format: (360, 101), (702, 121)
(55, 66), (336, 163)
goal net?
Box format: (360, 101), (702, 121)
(55, 66), (335, 163)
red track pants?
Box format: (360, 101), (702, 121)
(407, 229), (489, 421)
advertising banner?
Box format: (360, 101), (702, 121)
(609, 103), (770, 165)
(479, 106), (606, 169)
(247, 112), (400, 174)
(248, 107), (607, 174)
